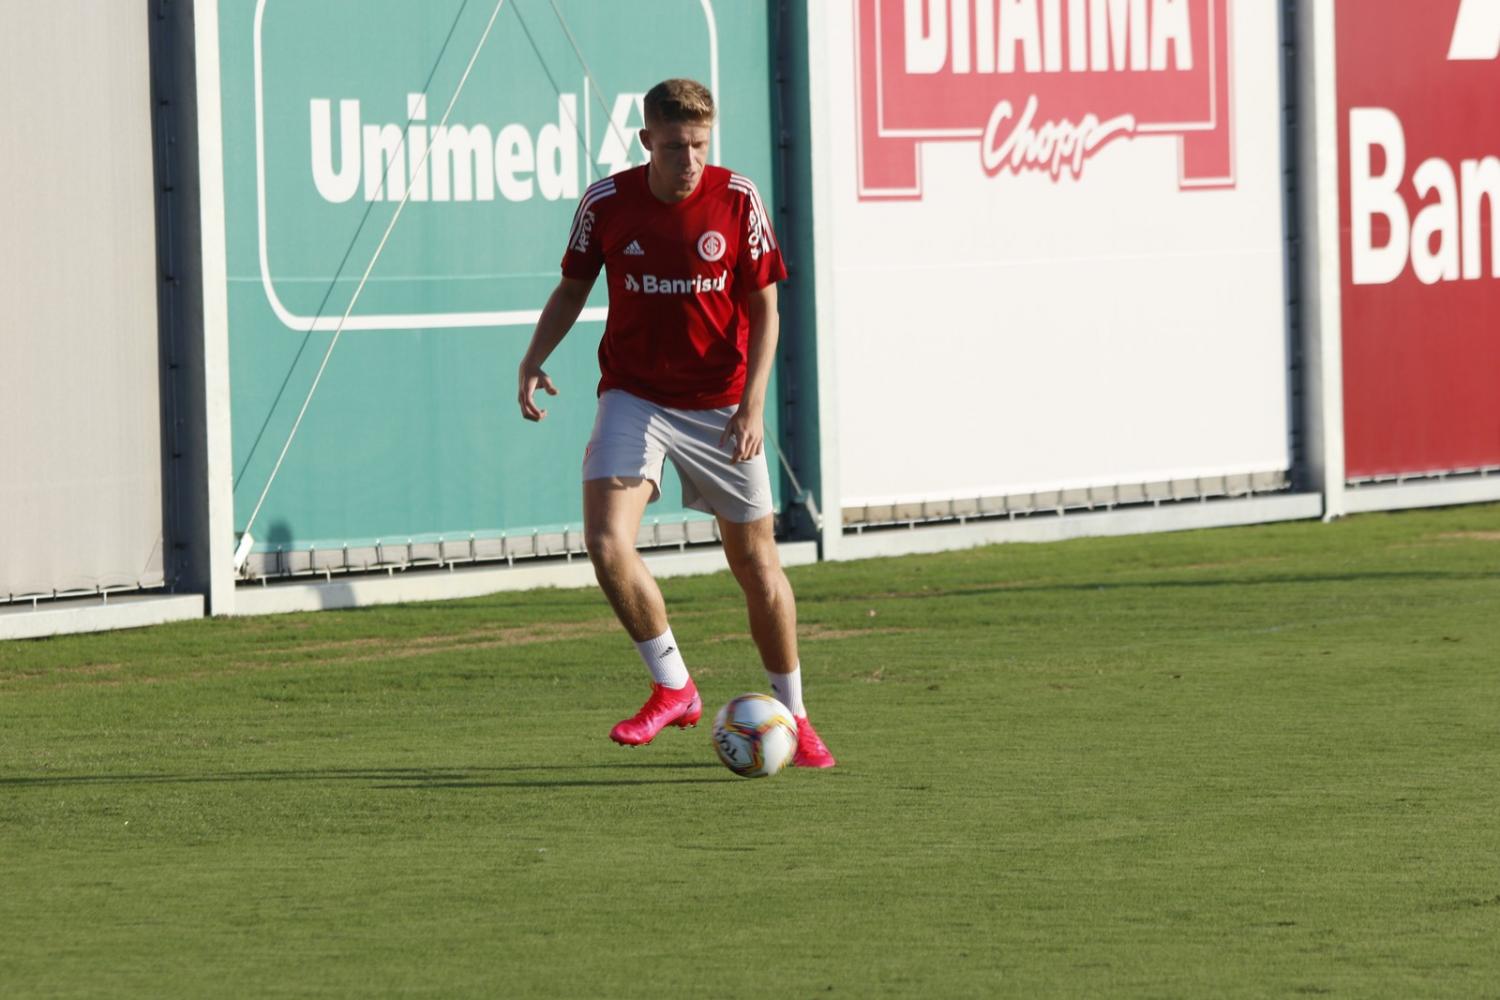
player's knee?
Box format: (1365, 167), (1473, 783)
(585, 527), (633, 569)
(731, 552), (784, 597)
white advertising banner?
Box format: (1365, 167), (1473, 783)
(816, 0), (1290, 509)
(0, 3), (166, 598)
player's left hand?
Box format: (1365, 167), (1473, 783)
(720, 406), (764, 463)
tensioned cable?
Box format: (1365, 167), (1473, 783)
(509, 1), (601, 183)
(233, 1), (472, 494)
(235, 0), (509, 569)
(545, 0), (637, 174)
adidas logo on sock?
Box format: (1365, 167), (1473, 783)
(623, 240), (645, 256)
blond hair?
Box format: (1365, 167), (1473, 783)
(643, 78), (716, 127)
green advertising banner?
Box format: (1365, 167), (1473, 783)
(216, 0), (781, 561)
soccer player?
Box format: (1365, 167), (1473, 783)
(516, 78), (835, 768)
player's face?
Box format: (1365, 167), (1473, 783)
(640, 120), (712, 202)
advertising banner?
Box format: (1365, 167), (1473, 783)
(1338, 0), (1500, 478)
(214, 1), (779, 560)
(857, 0), (1232, 198)
(820, 0), (1290, 511)
(1, 4), (165, 599)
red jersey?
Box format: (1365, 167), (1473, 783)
(559, 164), (787, 409)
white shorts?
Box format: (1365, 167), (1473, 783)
(582, 390), (774, 524)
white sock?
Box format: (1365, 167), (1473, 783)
(635, 629), (690, 689)
(767, 665), (806, 717)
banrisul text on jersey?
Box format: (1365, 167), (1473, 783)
(560, 164), (787, 409)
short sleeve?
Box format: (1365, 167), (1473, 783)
(729, 175), (788, 291)
(560, 179), (612, 280)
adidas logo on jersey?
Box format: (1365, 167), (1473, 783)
(623, 240), (646, 256)
(622, 272), (727, 295)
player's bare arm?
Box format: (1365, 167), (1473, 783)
(721, 281), (779, 463)
(518, 275), (595, 421)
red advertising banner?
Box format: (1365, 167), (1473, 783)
(855, 0), (1234, 199)
(1339, 0), (1500, 478)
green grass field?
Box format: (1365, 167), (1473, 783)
(3, 504), (1498, 998)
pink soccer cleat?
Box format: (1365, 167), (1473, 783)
(792, 716), (837, 768)
(609, 680), (703, 746)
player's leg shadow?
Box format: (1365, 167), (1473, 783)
(0, 761), (725, 790)
(375, 761), (730, 789)
(383, 774), (731, 789)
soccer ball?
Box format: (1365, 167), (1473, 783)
(711, 693), (799, 778)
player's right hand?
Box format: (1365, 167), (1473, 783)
(518, 362), (558, 421)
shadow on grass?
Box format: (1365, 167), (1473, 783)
(798, 569), (1500, 605)
(381, 777), (730, 789)
(0, 762), (728, 790)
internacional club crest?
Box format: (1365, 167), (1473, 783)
(697, 230), (727, 262)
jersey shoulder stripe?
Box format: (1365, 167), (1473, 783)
(727, 174), (777, 252)
(583, 174), (617, 199)
(566, 176), (616, 252)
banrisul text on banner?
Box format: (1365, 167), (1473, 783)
(1347, 0), (1500, 287)
(1337, 0), (1500, 479)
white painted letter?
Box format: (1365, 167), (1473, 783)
(405, 93), (429, 202)
(1042, 0), (1063, 71)
(310, 99), (360, 203)
(905, 0), (948, 73)
(951, 0), (972, 72)
(976, 0), (996, 72)
(495, 124), (536, 202)
(1349, 108), (1410, 286)
(1460, 156), (1500, 278)
(1151, 0), (1193, 70)
(429, 124), (495, 202)
(1068, 0), (1088, 70)
(537, 95), (580, 201)
(1000, 0), (1042, 72)
(362, 123), (406, 202)
(1092, 0), (1147, 71)
(1410, 158), (1460, 284)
